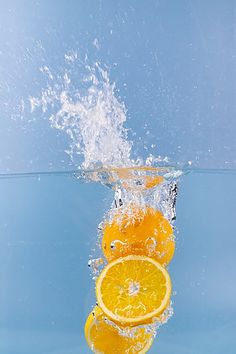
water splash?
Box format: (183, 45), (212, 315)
(29, 56), (133, 170)
(28, 51), (181, 173)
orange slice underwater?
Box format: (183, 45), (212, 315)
(102, 206), (175, 265)
(85, 306), (153, 354)
(112, 167), (165, 191)
(96, 255), (172, 326)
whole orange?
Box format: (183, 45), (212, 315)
(102, 206), (175, 265)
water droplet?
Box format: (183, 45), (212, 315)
(88, 258), (104, 276)
(110, 240), (125, 250)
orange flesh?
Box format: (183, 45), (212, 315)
(96, 255), (172, 326)
(102, 207), (175, 265)
(85, 306), (153, 353)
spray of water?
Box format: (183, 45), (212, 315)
(30, 55), (133, 170)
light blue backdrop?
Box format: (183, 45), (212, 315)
(0, 0), (236, 173)
(0, 1), (236, 353)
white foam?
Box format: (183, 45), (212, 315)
(30, 57), (133, 169)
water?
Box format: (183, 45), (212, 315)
(0, 169), (235, 354)
(29, 60), (134, 170)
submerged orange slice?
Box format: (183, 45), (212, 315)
(85, 306), (153, 354)
(117, 169), (164, 191)
(105, 167), (164, 191)
(96, 255), (172, 326)
(142, 175), (164, 189)
(121, 175), (164, 191)
(102, 207), (175, 265)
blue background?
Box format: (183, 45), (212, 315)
(0, 0), (236, 173)
(0, 1), (236, 353)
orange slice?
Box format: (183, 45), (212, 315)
(142, 175), (164, 189)
(121, 175), (164, 191)
(96, 255), (172, 326)
(107, 167), (164, 191)
(102, 206), (175, 265)
(85, 306), (153, 354)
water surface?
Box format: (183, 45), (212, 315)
(0, 169), (235, 353)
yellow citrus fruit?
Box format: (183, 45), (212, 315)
(115, 168), (164, 190)
(106, 167), (164, 191)
(102, 207), (175, 265)
(142, 175), (164, 189)
(85, 306), (153, 354)
(121, 175), (164, 191)
(96, 255), (172, 326)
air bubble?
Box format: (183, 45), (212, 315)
(110, 240), (126, 250)
(88, 258), (104, 277)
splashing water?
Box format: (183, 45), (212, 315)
(29, 52), (180, 172)
(30, 57), (133, 169)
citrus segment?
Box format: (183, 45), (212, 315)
(85, 306), (153, 354)
(121, 175), (164, 191)
(102, 207), (175, 265)
(96, 255), (172, 326)
(143, 175), (164, 189)
(108, 167), (164, 191)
